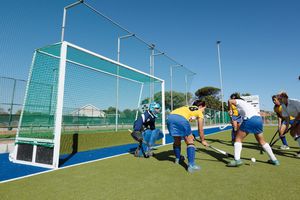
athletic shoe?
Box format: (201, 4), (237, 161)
(268, 159), (280, 166)
(187, 164), (201, 173)
(296, 152), (300, 158)
(134, 148), (140, 157)
(175, 155), (185, 164)
(279, 145), (290, 150)
(226, 159), (243, 167)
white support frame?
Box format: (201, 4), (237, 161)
(52, 42), (67, 168)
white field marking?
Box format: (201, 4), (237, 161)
(0, 126), (230, 184)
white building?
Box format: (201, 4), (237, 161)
(71, 104), (105, 117)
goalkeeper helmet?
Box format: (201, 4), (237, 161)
(149, 102), (161, 117)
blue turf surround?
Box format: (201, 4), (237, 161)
(0, 126), (231, 182)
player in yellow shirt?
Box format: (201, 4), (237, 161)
(229, 93), (242, 144)
(272, 95), (292, 150)
(167, 100), (208, 173)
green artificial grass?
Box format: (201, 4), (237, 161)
(60, 130), (135, 154)
(1, 126), (299, 200)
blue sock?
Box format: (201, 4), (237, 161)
(231, 129), (236, 141)
(173, 145), (181, 159)
(187, 145), (195, 166)
(280, 136), (288, 146)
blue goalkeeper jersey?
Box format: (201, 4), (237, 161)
(133, 110), (156, 132)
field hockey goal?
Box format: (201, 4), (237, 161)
(11, 41), (165, 169)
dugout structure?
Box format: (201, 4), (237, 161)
(11, 41), (165, 169)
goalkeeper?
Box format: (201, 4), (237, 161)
(130, 102), (163, 158)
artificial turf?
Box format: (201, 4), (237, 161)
(0, 126), (299, 200)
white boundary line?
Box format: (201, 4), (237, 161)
(0, 125), (231, 184)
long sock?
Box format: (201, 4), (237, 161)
(187, 145), (195, 165)
(234, 142), (242, 160)
(262, 143), (277, 161)
(280, 136), (288, 146)
(173, 145), (181, 160)
(231, 129), (236, 141)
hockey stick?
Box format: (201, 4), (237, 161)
(193, 134), (234, 158)
(270, 127), (291, 147)
(269, 129), (279, 146)
(219, 123), (231, 130)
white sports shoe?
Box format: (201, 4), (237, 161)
(280, 145), (290, 150)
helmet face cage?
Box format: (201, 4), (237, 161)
(149, 102), (161, 116)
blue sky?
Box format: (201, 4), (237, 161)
(0, 0), (299, 111)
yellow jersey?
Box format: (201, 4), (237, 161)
(171, 106), (204, 121)
(274, 105), (294, 120)
(231, 104), (239, 116)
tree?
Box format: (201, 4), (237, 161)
(103, 107), (117, 114)
(194, 86), (224, 110)
(121, 108), (136, 119)
(142, 91), (193, 111)
(195, 87), (221, 99)
(241, 93), (251, 96)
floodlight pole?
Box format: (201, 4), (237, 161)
(115, 33), (135, 132)
(184, 72), (196, 105)
(117, 34), (135, 62)
(216, 41), (225, 124)
(170, 64), (182, 111)
(150, 46), (164, 102)
(61, 0), (84, 42)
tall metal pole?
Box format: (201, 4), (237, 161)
(185, 74), (188, 105)
(170, 66), (173, 111)
(170, 64), (182, 111)
(184, 72), (196, 106)
(8, 79), (16, 130)
(61, 1), (84, 42)
(115, 34), (134, 132)
(150, 47), (164, 102)
(216, 41), (225, 124)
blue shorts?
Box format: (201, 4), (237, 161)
(232, 115), (242, 123)
(167, 114), (191, 137)
(240, 116), (263, 134)
(282, 120), (294, 125)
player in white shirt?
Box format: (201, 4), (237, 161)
(227, 95), (279, 166)
(277, 92), (300, 157)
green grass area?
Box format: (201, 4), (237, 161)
(60, 130), (136, 154)
(1, 126), (299, 200)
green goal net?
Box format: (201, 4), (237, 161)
(12, 41), (165, 168)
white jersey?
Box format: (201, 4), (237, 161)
(235, 99), (259, 119)
(281, 99), (300, 118)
